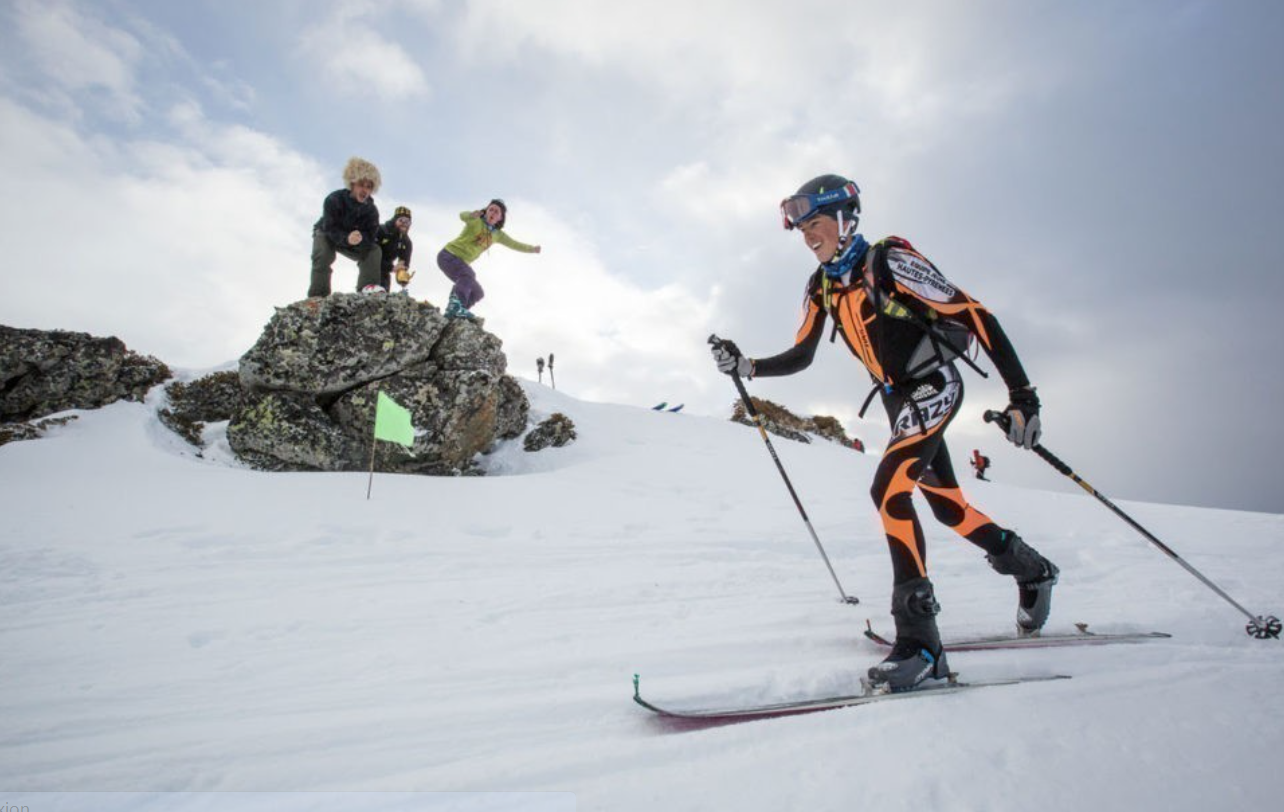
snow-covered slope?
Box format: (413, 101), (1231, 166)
(1, 380), (1280, 811)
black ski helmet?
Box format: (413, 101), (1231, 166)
(781, 174), (861, 230)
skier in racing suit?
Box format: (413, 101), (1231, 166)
(711, 174), (1058, 692)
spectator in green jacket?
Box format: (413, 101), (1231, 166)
(437, 199), (541, 319)
(308, 156), (383, 297)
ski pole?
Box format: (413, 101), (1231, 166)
(983, 410), (1280, 639)
(709, 335), (860, 605)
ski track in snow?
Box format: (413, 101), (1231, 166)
(1, 380), (1281, 811)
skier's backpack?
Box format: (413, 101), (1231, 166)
(866, 236), (979, 380)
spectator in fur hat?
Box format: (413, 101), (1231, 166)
(374, 205), (414, 292)
(308, 157), (384, 297)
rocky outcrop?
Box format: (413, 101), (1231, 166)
(0, 325), (171, 423)
(523, 412), (577, 452)
(159, 371), (244, 448)
(0, 415), (79, 448)
(731, 397), (860, 448)
(227, 294), (529, 474)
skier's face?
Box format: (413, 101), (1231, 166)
(798, 215), (840, 263)
(351, 180), (374, 203)
(484, 204), (504, 226)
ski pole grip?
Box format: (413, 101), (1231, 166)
(709, 334), (757, 414)
(983, 410), (1009, 429)
(985, 408), (1074, 476)
(730, 371), (755, 415)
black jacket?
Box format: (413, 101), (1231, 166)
(313, 189), (379, 255)
(374, 218), (414, 273)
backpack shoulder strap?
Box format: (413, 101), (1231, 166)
(870, 237), (990, 380)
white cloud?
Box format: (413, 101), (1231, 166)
(456, 0), (804, 103)
(454, 1), (1040, 123)
(295, 4), (431, 102)
(0, 94), (725, 406)
(404, 200), (722, 407)
(0, 97), (327, 368)
(12, 0), (145, 123)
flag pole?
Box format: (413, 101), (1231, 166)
(369, 390), (417, 500)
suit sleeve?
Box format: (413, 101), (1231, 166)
(972, 310), (1031, 391)
(886, 247), (1031, 391)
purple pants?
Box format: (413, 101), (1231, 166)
(437, 249), (484, 308)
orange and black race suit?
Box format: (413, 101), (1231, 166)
(751, 237), (1031, 586)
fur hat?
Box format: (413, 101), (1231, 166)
(342, 157), (382, 193)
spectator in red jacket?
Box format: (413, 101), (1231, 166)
(971, 449), (991, 481)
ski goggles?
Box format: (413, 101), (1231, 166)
(780, 181), (860, 230)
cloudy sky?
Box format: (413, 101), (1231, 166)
(2, 0), (1282, 514)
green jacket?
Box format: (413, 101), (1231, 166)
(442, 211), (537, 264)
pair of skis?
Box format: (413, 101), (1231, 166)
(651, 402), (685, 412)
(634, 622), (1169, 723)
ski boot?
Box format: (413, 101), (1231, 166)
(867, 577), (951, 693)
(986, 531), (1059, 635)
(444, 293), (476, 320)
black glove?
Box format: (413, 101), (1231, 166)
(1003, 386), (1041, 449)
(710, 339), (753, 378)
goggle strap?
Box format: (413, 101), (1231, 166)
(780, 181), (861, 230)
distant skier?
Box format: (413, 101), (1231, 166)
(971, 449), (991, 481)
(436, 200), (542, 319)
(711, 174), (1058, 692)
(308, 157), (384, 297)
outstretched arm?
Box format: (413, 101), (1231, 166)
(495, 230), (540, 254)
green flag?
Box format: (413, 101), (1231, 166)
(374, 391), (415, 447)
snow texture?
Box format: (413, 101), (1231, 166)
(1, 378), (1281, 811)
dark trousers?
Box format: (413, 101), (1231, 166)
(436, 249), (484, 308)
(309, 230), (382, 297)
